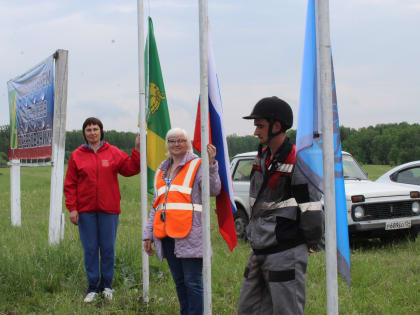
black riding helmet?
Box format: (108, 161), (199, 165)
(243, 96), (293, 139)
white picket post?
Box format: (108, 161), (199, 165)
(10, 159), (21, 227)
(48, 49), (68, 245)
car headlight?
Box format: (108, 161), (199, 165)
(412, 201), (420, 214)
(354, 206), (365, 219)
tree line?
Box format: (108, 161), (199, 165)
(65, 129), (137, 160)
(226, 129), (296, 158)
(341, 122), (420, 165)
(0, 125), (8, 167)
(0, 123), (419, 166)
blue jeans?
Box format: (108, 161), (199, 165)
(162, 237), (203, 315)
(78, 211), (119, 293)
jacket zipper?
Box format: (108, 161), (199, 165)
(96, 150), (99, 209)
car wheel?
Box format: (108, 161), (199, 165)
(234, 208), (249, 240)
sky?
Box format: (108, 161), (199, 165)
(1, 0), (419, 137)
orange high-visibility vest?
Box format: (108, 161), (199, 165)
(153, 158), (202, 239)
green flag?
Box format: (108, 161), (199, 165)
(145, 17), (171, 194)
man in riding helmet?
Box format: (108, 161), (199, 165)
(237, 96), (323, 315)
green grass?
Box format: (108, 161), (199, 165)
(361, 164), (392, 181)
(2, 165), (420, 314)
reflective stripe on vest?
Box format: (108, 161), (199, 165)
(153, 158), (202, 239)
(155, 203), (203, 212)
(156, 184), (192, 198)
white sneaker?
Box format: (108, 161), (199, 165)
(84, 292), (98, 303)
(103, 288), (113, 300)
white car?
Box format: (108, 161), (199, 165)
(376, 161), (420, 190)
(231, 151), (420, 241)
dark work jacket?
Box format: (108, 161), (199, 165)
(247, 138), (323, 254)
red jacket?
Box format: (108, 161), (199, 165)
(64, 142), (140, 214)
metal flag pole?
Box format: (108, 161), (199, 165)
(137, 0), (149, 303)
(198, 0), (211, 314)
(317, 0), (338, 314)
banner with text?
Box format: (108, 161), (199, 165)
(7, 55), (54, 159)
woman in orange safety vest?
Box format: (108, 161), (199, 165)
(143, 127), (221, 315)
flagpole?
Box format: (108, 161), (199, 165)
(317, 0), (338, 314)
(198, 0), (211, 314)
(137, 0), (149, 303)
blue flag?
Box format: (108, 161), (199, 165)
(296, 0), (351, 286)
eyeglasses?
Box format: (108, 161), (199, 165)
(168, 139), (187, 144)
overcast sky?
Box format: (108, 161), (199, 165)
(1, 0), (419, 137)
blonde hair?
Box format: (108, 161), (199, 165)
(165, 127), (193, 156)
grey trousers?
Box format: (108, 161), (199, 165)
(237, 244), (309, 315)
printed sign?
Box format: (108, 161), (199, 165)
(7, 55), (54, 159)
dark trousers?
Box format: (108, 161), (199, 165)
(162, 237), (203, 315)
(237, 244), (309, 315)
(78, 211), (119, 293)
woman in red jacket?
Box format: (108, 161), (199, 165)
(64, 117), (140, 303)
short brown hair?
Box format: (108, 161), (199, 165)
(82, 117), (104, 142)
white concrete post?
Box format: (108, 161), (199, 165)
(48, 49), (68, 245)
(10, 159), (21, 227)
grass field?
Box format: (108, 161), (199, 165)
(1, 165), (420, 314)
(361, 164), (391, 181)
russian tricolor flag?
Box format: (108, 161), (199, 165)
(193, 31), (238, 251)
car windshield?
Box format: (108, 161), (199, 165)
(232, 158), (253, 181)
(231, 154), (368, 181)
(342, 154), (368, 180)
